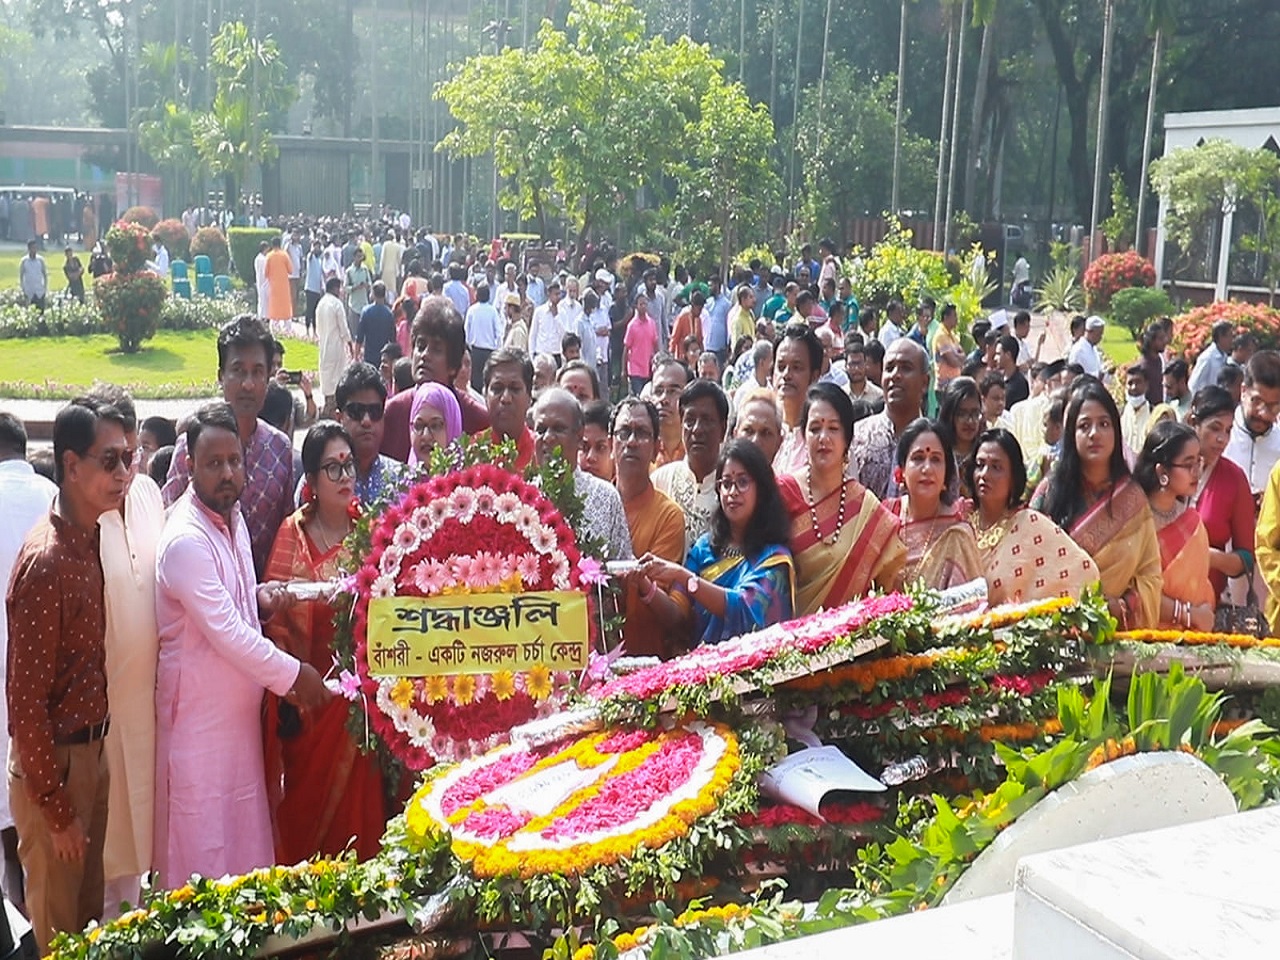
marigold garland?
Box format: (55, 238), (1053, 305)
(407, 721), (741, 880)
(1114, 629), (1280, 649)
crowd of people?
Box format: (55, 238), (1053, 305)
(7, 227), (1280, 953)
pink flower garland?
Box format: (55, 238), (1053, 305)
(588, 593), (915, 704)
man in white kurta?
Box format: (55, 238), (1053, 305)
(0, 417), (56, 904)
(316, 276), (354, 417)
(153, 405), (327, 887)
(99, 467), (164, 911)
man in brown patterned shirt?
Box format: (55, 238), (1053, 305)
(6, 398), (129, 952)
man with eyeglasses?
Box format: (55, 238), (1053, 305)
(651, 379), (730, 554)
(6, 398), (128, 952)
(531, 388), (633, 561)
(1225, 350), (1280, 502)
(85, 386), (165, 914)
(162, 316), (295, 577)
(612, 398), (685, 657)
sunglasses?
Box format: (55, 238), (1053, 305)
(318, 459), (358, 482)
(343, 401), (384, 422)
(92, 448), (134, 473)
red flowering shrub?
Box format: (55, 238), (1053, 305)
(1171, 300), (1280, 359)
(152, 218), (191, 263)
(1083, 251), (1156, 310)
(96, 220), (167, 353)
(120, 205), (160, 231)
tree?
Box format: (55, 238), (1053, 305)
(1134, 0), (1180, 247)
(1149, 139), (1280, 284)
(437, 0), (752, 251)
(671, 81), (782, 274)
(798, 69), (936, 240)
(962, 0), (996, 216)
(1088, 0), (1117, 251)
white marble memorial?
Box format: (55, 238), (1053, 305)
(945, 752), (1236, 903)
(1013, 804), (1280, 959)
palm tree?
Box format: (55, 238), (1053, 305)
(891, 0), (910, 215)
(962, 0), (996, 216)
(1088, 0), (1117, 258)
(1134, 0), (1180, 251)
(943, 0), (969, 252)
(933, 0), (958, 250)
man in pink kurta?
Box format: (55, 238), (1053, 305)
(152, 403), (329, 888)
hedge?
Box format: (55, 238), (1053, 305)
(153, 219), (192, 263)
(190, 227), (231, 276)
(227, 227), (280, 287)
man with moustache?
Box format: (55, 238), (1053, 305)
(6, 398), (128, 952)
(650, 359), (690, 469)
(652, 380), (730, 553)
(153, 403), (330, 889)
(851, 338), (930, 499)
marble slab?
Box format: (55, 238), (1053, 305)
(1013, 805), (1280, 960)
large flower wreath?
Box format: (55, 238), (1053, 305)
(349, 463), (597, 769)
(405, 720), (741, 879)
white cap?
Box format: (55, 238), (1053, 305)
(1086, 315), (1106, 330)
(594, 268), (614, 284)
(988, 309), (1009, 330)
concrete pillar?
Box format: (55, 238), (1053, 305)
(1216, 207), (1234, 301)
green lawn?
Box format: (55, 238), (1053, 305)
(0, 246), (86, 294)
(0, 329), (318, 398)
(1100, 324), (1140, 367)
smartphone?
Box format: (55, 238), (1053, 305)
(284, 369), (303, 385)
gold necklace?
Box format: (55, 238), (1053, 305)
(970, 511), (1012, 551)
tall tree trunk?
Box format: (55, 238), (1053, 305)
(787, 0), (805, 231)
(1034, 0), (1096, 222)
(1089, 0), (1116, 255)
(963, 18), (994, 216)
(1134, 26), (1163, 254)
(943, 0), (969, 251)
(891, 0), (908, 216)
(933, 2), (957, 251)
(817, 0), (834, 127)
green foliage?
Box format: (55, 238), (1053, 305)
(119, 205), (159, 231)
(1107, 286), (1173, 339)
(436, 0), (772, 252)
(948, 244), (999, 332)
(104, 220), (154, 274)
(190, 226), (231, 276)
(1049, 240), (1081, 274)
(1100, 169), (1135, 252)
(1150, 140), (1280, 278)
(152, 218), (191, 263)
(845, 217), (952, 308)
(1035, 265), (1085, 314)
(734, 244), (780, 272)
(0, 299), (101, 339)
(796, 69), (936, 238)
(227, 228), (280, 286)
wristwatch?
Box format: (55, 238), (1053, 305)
(686, 574), (699, 595)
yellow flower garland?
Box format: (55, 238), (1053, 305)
(411, 723), (741, 881)
(1115, 628), (1280, 649)
(944, 596), (1077, 632)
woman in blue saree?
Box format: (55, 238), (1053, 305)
(640, 438), (795, 647)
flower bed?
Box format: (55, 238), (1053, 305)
(1170, 300), (1280, 359)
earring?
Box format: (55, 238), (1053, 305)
(1159, 474), (1168, 488)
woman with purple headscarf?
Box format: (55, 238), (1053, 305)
(408, 382), (463, 466)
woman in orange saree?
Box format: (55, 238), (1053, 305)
(264, 423), (387, 863)
(1135, 420), (1215, 630)
(777, 382), (905, 614)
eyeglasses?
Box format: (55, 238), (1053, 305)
(343, 401), (384, 422)
(1169, 458), (1200, 473)
(956, 409), (984, 423)
(318, 459), (358, 482)
(93, 448), (134, 473)
(717, 476), (754, 495)
(613, 426), (654, 443)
